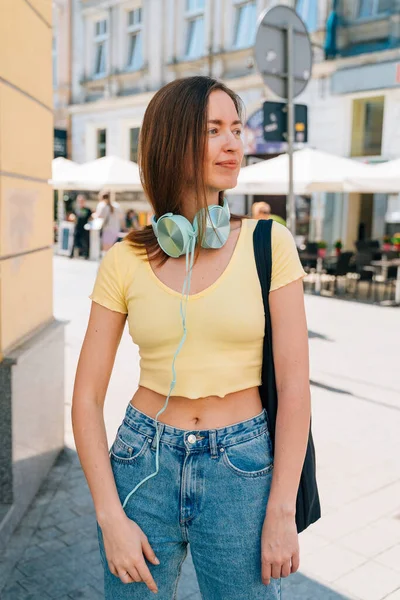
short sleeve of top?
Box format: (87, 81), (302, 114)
(89, 243), (128, 314)
(270, 221), (307, 292)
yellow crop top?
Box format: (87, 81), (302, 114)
(89, 219), (306, 399)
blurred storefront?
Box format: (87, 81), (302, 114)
(52, 0), (400, 245)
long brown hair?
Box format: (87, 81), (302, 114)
(126, 76), (244, 265)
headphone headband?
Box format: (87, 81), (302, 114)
(151, 198), (230, 258)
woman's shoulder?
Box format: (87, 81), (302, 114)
(101, 239), (142, 276)
(110, 239), (142, 261)
(247, 218), (294, 243)
(270, 220), (299, 255)
(244, 217), (257, 234)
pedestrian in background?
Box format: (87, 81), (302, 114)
(252, 201), (271, 219)
(94, 191), (124, 252)
(72, 76), (312, 599)
(70, 193), (92, 259)
(253, 201), (287, 227)
(125, 208), (140, 231)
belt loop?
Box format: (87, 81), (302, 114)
(209, 430), (218, 459)
(151, 422), (165, 451)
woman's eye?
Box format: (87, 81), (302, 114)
(234, 129), (243, 136)
(208, 128), (218, 135)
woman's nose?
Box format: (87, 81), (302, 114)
(223, 132), (241, 150)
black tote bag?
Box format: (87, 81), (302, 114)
(253, 219), (321, 534)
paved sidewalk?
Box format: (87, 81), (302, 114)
(1, 255), (399, 599)
(0, 445), (349, 600)
(0, 447), (202, 600)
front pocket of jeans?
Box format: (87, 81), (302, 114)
(222, 430), (273, 478)
(109, 422), (151, 464)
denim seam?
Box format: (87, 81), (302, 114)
(222, 451), (274, 478)
(179, 521), (189, 543)
(179, 453), (189, 526)
(137, 425), (270, 454)
(179, 455), (205, 526)
(109, 435), (151, 464)
(172, 544), (188, 600)
(221, 426), (270, 450)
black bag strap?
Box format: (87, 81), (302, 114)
(253, 219), (273, 303)
(253, 219), (278, 446)
(253, 219), (321, 533)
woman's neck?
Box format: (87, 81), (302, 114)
(181, 189), (220, 222)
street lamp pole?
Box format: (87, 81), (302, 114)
(286, 24), (296, 237)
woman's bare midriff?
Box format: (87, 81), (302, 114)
(129, 385), (263, 430)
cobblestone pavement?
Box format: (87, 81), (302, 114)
(1, 255), (400, 599)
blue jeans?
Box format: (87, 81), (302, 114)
(97, 403), (281, 599)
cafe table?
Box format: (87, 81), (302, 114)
(370, 258), (400, 305)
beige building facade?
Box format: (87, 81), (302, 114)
(0, 0), (64, 551)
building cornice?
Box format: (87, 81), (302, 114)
(81, 0), (122, 16)
(68, 90), (154, 114)
(225, 72), (263, 91)
(68, 71), (270, 115)
(312, 47), (400, 78)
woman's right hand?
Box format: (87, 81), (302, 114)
(100, 513), (160, 594)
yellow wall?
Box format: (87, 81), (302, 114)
(0, 0), (52, 109)
(0, 1), (53, 358)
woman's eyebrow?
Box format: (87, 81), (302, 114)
(208, 119), (243, 126)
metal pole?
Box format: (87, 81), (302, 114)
(57, 187), (65, 227)
(286, 24), (296, 236)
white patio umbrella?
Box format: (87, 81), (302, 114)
(73, 155), (143, 192)
(49, 158), (83, 222)
(227, 148), (378, 195)
(50, 157), (81, 189)
(347, 157), (400, 193)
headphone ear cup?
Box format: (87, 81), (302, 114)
(155, 214), (195, 258)
(195, 198), (231, 249)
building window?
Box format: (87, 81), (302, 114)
(94, 19), (108, 76)
(296, 0), (318, 33)
(185, 0), (205, 59)
(233, 2), (257, 49)
(97, 129), (107, 158)
(130, 127), (140, 163)
(127, 8), (143, 70)
(357, 0), (391, 18)
(351, 96), (384, 157)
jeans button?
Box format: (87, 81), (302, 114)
(187, 434), (196, 444)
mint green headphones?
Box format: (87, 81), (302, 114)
(121, 198), (231, 510)
(151, 197), (231, 258)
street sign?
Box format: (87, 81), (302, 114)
(54, 128), (68, 158)
(254, 5), (312, 100)
(263, 101), (308, 143)
(254, 5), (313, 235)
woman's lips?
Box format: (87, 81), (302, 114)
(216, 161), (239, 170)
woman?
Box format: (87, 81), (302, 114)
(125, 208), (140, 231)
(72, 76), (311, 599)
(95, 191), (124, 251)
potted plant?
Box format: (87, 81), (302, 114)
(382, 234), (392, 252)
(334, 239), (342, 256)
(393, 232), (400, 252)
(317, 240), (327, 258)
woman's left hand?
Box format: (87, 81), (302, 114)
(261, 509), (300, 585)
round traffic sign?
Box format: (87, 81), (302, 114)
(254, 5), (312, 100)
